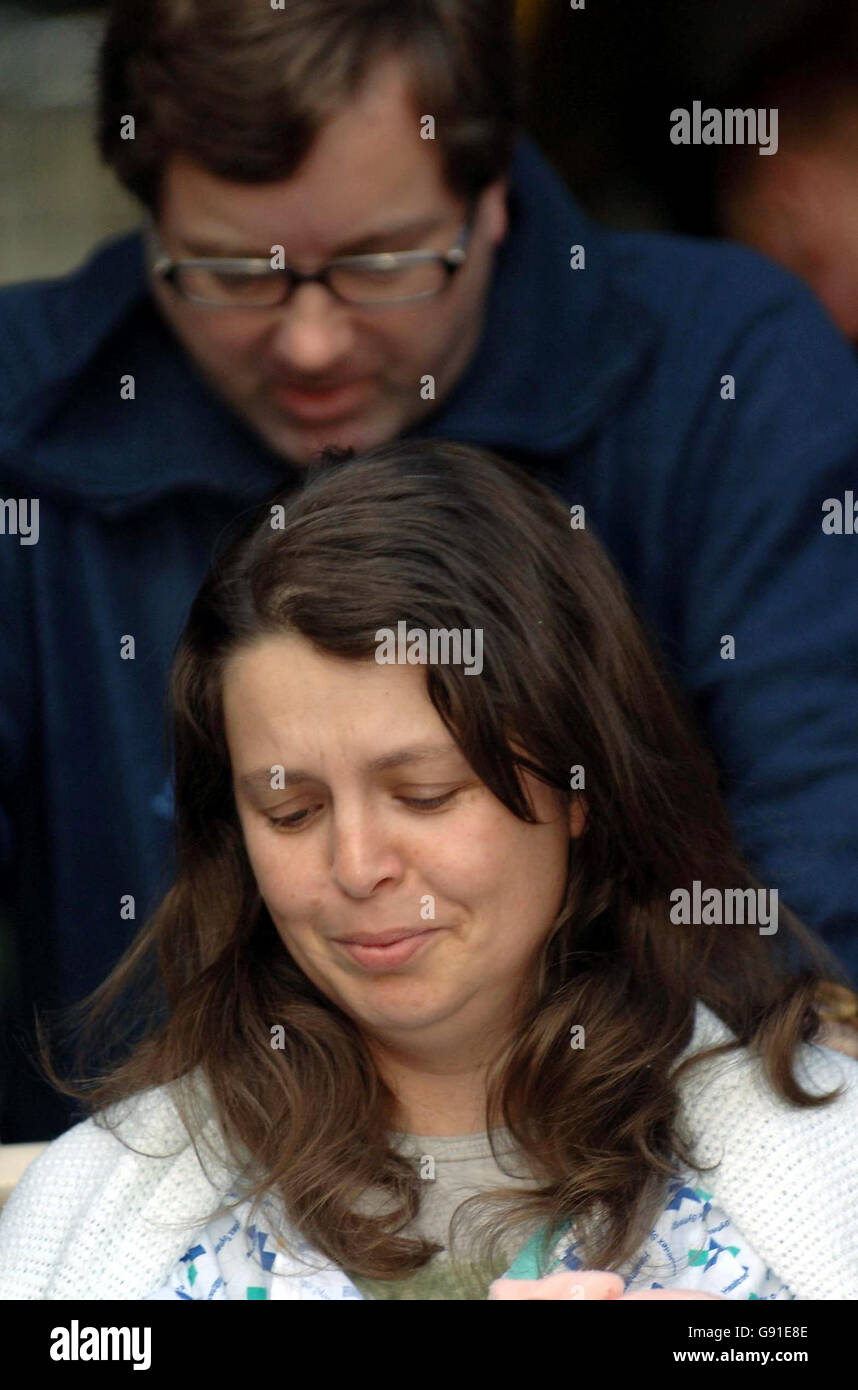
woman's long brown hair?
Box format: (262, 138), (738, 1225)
(38, 439), (847, 1282)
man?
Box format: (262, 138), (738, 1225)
(718, 47), (858, 345)
(2, 0), (857, 1141)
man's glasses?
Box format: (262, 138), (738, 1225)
(145, 202), (476, 309)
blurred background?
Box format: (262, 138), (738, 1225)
(4, 0), (858, 321)
(0, 2), (138, 283)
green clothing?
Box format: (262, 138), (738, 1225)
(346, 1127), (542, 1301)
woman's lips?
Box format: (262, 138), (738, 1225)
(334, 928), (442, 972)
(272, 378), (372, 422)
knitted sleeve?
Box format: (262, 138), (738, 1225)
(0, 1115), (129, 1299)
(0, 1079), (215, 1300)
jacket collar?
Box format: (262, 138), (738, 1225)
(417, 135), (658, 455)
(3, 135), (657, 514)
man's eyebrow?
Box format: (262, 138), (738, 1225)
(238, 742), (462, 796)
(179, 215), (448, 260)
(333, 215), (449, 255)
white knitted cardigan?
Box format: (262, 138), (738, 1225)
(1, 1000), (856, 1300)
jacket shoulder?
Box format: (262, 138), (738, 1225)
(678, 1003), (858, 1298)
(0, 1113), (132, 1299)
(0, 1077), (211, 1300)
(0, 232), (146, 442)
(604, 226), (858, 387)
(679, 999), (858, 1154)
(606, 226), (816, 317)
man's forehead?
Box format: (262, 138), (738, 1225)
(157, 53), (458, 255)
(158, 151), (459, 257)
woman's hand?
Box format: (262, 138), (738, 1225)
(488, 1269), (725, 1300)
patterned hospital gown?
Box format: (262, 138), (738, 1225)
(143, 1175), (796, 1300)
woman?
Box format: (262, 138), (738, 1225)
(1, 439), (856, 1301)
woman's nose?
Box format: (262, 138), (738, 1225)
(329, 811), (404, 898)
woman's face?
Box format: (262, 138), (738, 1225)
(222, 632), (581, 1057)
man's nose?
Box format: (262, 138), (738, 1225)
(267, 281), (356, 371)
(329, 810), (404, 899)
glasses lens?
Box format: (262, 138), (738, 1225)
(328, 259), (448, 303)
(176, 265), (285, 307)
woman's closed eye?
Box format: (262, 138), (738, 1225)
(399, 790), (460, 810)
(266, 789), (461, 831)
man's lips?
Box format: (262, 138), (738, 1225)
(271, 377), (373, 421)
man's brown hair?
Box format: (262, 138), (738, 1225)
(97, 0), (525, 214)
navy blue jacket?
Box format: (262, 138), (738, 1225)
(2, 135), (858, 1139)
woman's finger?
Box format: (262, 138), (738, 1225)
(489, 1269), (625, 1300)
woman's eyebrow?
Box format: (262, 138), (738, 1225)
(364, 741), (461, 773)
(238, 742), (461, 797)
